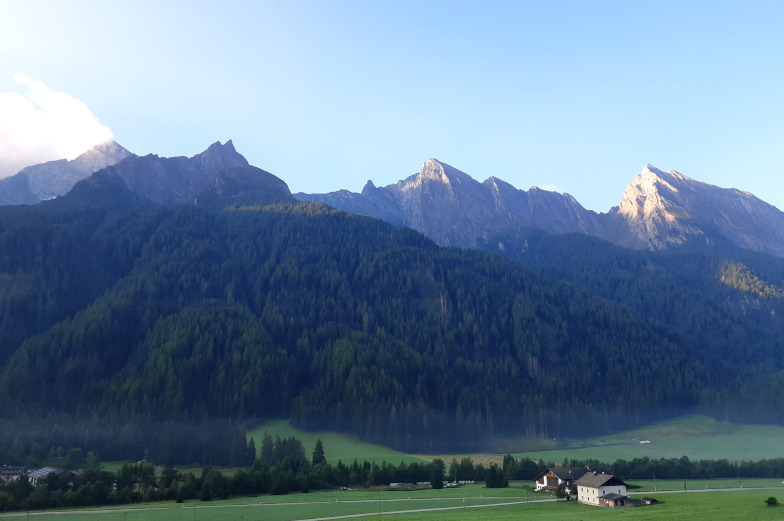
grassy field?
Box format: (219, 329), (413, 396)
(510, 415), (784, 463)
(247, 419), (426, 464)
(250, 415), (784, 468)
(628, 478), (784, 492)
(6, 483), (783, 521)
(378, 489), (784, 521)
(10, 417), (781, 520)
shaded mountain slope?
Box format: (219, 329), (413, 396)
(0, 176), (728, 452)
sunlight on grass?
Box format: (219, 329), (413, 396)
(248, 419), (425, 464)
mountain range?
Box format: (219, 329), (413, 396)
(1, 141), (783, 456)
(3, 142), (783, 260)
(297, 159), (784, 259)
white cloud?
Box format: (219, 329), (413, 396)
(537, 184), (563, 193)
(0, 74), (113, 178)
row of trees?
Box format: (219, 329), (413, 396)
(0, 416), (252, 468)
(0, 437), (454, 511)
(3, 434), (784, 513)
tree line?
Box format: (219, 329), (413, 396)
(4, 435), (784, 513)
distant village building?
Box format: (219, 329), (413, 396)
(574, 471), (629, 507)
(28, 467), (63, 486)
(534, 466), (610, 495)
(0, 465), (25, 482)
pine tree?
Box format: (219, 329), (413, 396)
(312, 438), (326, 466)
(246, 437), (257, 464)
(260, 431), (273, 467)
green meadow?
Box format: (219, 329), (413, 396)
(25, 416), (780, 521)
(247, 419), (426, 464)
(5, 485), (783, 521)
(510, 415), (784, 463)
(250, 415), (784, 467)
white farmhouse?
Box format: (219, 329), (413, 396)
(574, 472), (629, 507)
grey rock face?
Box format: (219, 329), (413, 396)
(298, 160), (784, 258)
(0, 141), (133, 205)
(297, 158), (603, 248)
(106, 140), (250, 205)
(606, 164), (784, 257)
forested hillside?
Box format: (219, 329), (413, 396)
(478, 229), (784, 425)
(0, 173), (781, 459)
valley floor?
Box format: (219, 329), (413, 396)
(2, 483), (782, 521)
(250, 415), (784, 466)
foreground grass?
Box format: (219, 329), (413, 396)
(7, 482), (784, 521)
(0, 485), (542, 521)
(380, 489), (784, 521)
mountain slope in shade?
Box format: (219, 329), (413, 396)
(103, 140), (251, 205)
(0, 141), (133, 205)
(298, 158), (603, 247)
(194, 165), (294, 209)
(606, 164), (784, 257)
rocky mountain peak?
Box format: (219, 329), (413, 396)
(610, 163), (784, 256)
(483, 176), (516, 193)
(421, 158), (450, 183)
(194, 140), (249, 173)
(614, 164), (699, 250)
(397, 159), (478, 194)
(0, 140), (134, 205)
(618, 164), (682, 220)
(98, 140), (255, 206)
(297, 158), (602, 247)
(297, 158), (784, 259)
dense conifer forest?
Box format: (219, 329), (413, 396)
(0, 173), (782, 461)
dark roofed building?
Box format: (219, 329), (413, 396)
(534, 466), (611, 494)
(28, 467), (63, 486)
(598, 491), (629, 508)
(0, 466), (25, 482)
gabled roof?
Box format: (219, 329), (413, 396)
(28, 467), (62, 480)
(574, 472), (627, 488)
(535, 466), (611, 482)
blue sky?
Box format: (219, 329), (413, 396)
(1, 0), (782, 212)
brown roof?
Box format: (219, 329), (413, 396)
(574, 472), (627, 488)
